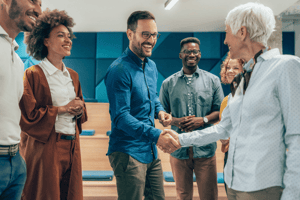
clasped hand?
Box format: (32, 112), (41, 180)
(65, 97), (84, 116)
(157, 129), (181, 154)
(174, 115), (204, 132)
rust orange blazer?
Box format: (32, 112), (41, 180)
(19, 65), (87, 200)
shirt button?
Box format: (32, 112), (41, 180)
(149, 116), (151, 118)
(188, 93), (190, 96)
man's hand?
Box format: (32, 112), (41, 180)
(158, 111), (172, 127)
(157, 129), (180, 154)
(179, 117), (204, 132)
(172, 115), (195, 128)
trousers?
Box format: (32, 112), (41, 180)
(109, 151), (165, 200)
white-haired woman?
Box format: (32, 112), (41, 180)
(168, 2), (300, 200)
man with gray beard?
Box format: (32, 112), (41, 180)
(0, 0), (41, 199)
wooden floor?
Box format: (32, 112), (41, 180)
(80, 103), (228, 200)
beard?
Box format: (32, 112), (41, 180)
(131, 43), (151, 58)
(131, 34), (154, 59)
(8, 0), (21, 20)
(8, 0), (33, 32)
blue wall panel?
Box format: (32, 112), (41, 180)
(152, 33), (193, 58)
(220, 32), (229, 57)
(153, 58), (182, 79)
(63, 58), (96, 99)
(15, 32), (29, 59)
(96, 59), (115, 85)
(69, 33), (96, 58)
(157, 71), (165, 96)
(24, 57), (40, 70)
(210, 60), (222, 79)
(194, 32), (221, 59)
(198, 59), (221, 72)
(122, 33), (129, 51)
(97, 33), (123, 58)
(95, 80), (108, 103)
(16, 31), (294, 103)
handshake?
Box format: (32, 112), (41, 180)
(157, 129), (181, 154)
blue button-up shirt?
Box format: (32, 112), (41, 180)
(105, 47), (165, 164)
(178, 49), (300, 200)
(159, 67), (224, 159)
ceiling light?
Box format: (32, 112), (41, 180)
(164, 0), (179, 10)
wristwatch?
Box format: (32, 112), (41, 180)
(203, 117), (208, 124)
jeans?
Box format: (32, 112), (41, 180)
(0, 150), (27, 200)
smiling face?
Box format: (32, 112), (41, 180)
(179, 42), (201, 73)
(7, 0), (42, 32)
(225, 59), (243, 83)
(128, 19), (157, 60)
(44, 25), (72, 59)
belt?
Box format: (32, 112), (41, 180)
(0, 144), (19, 156)
(60, 135), (76, 140)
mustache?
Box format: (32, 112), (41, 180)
(142, 42), (154, 47)
(26, 10), (39, 18)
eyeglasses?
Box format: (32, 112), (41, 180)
(181, 49), (201, 55)
(136, 31), (161, 40)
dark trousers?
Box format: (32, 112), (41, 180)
(227, 186), (283, 200)
(0, 150), (27, 200)
(109, 152), (165, 200)
(224, 151), (228, 194)
(170, 147), (218, 200)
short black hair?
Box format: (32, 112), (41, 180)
(180, 37), (200, 50)
(127, 11), (155, 31)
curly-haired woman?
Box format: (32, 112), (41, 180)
(219, 53), (244, 194)
(19, 9), (87, 200)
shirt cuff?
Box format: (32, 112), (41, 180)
(152, 129), (162, 144)
(155, 108), (165, 119)
(178, 133), (190, 147)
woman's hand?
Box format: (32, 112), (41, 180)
(58, 97), (84, 116)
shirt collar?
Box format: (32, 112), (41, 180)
(179, 66), (201, 77)
(40, 57), (69, 77)
(125, 47), (148, 68)
(243, 48), (280, 72)
(259, 48), (280, 61)
(0, 25), (19, 51)
(0, 25), (6, 35)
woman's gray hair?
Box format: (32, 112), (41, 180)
(225, 2), (275, 47)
